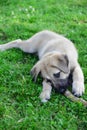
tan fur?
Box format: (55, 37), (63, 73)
(0, 30), (85, 102)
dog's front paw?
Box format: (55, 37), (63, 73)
(40, 91), (51, 103)
(72, 81), (85, 97)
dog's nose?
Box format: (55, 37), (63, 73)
(59, 88), (66, 94)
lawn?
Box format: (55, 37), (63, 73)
(0, 0), (87, 130)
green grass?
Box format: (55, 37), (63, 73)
(0, 0), (87, 129)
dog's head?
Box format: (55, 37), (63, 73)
(30, 52), (70, 93)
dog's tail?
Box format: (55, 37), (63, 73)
(64, 90), (87, 106)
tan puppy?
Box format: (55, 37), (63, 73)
(0, 30), (85, 102)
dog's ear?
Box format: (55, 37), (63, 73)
(58, 54), (69, 73)
(30, 61), (41, 82)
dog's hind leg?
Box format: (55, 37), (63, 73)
(0, 39), (22, 51)
(0, 30), (53, 53)
(0, 37), (40, 53)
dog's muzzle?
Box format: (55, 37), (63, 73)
(54, 78), (69, 94)
(46, 74), (72, 94)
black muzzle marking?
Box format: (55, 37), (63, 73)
(54, 78), (69, 94)
(54, 73), (73, 94)
(46, 73), (73, 94)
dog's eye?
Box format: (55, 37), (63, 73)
(53, 72), (60, 78)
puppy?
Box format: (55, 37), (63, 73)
(0, 30), (85, 102)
